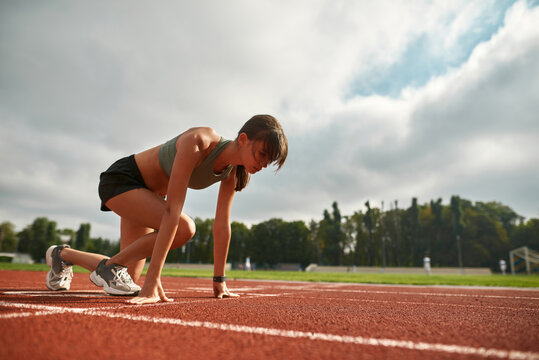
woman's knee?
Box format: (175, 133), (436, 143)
(171, 215), (196, 249)
(184, 215), (196, 240)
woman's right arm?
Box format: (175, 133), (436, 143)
(128, 132), (204, 304)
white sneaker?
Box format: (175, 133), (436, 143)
(90, 259), (141, 296)
(45, 245), (73, 291)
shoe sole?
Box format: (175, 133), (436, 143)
(89, 271), (139, 296)
(45, 246), (70, 291)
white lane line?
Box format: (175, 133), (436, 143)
(0, 290), (235, 308)
(0, 301), (537, 359)
(0, 302), (70, 319)
(2, 290), (107, 297)
(0, 296), (230, 315)
(0, 310), (65, 319)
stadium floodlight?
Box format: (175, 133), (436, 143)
(509, 246), (539, 275)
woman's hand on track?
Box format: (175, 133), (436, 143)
(213, 281), (239, 299)
(126, 279), (173, 305)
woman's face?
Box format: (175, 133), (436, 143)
(244, 139), (270, 174)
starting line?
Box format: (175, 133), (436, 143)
(2, 290), (107, 297)
(1, 301), (537, 360)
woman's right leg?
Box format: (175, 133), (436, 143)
(59, 188), (165, 274)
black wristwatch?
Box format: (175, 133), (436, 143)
(213, 276), (226, 283)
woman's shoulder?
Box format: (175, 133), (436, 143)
(178, 127), (221, 151)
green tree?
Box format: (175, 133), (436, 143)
(407, 198), (420, 266)
(279, 220), (311, 268)
(105, 238), (120, 257)
(475, 201), (523, 236)
(308, 220), (320, 264)
(229, 221), (251, 264)
(75, 223), (91, 251)
(438, 205), (456, 266)
(189, 218), (214, 263)
(17, 227), (32, 255)
(298, 220), (318, 268)
(462, 207), (510, 270)
(16, 217), (58, 262)
(419, 203), (434, 260)
(251, 219), (282, 268)
(511, 219), (539, 251)
(323, 202), (344, 265)
(315, 210), (332, 265)
(363, 201), (374, 265)
(430, 198), (443, 264)
(451, 196), (464, 270)
(346, 211), (367, 266)
(387, 201), (404, 266)
(0, 221), (18, 252)
(343, 213), (360, 266)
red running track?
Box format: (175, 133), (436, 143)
(0, 270), (538, 359)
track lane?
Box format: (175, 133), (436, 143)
(1, 270), (538, 359)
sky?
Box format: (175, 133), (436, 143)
(1, 0), (538, 240)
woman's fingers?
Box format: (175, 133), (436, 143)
(126, 284), (172, 305)
(126, 295), (161, 305)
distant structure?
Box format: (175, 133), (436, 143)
(0, 252), (34, 264)
(510, 246), (539, 275)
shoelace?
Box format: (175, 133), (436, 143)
(112, 266), (134, 285)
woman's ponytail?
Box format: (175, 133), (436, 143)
(235, 165), (250, 191)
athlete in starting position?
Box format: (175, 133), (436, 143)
(45, 114), (288, 304)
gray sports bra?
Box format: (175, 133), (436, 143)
(158, 136), (234, 189)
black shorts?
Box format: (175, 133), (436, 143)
(98, 155), (148, 211)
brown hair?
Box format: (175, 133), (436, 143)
(235, 114), (288, 191)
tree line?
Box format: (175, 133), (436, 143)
(1, 196), (538, 272)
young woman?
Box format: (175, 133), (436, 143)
(45, 114), (288, 304)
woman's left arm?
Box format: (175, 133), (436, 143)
(212, 167), (239, 299)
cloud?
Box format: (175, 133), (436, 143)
(278, 0), (539, 219)
(1, 1), (538, 240)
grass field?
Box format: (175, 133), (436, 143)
(2, 263), (538, 288)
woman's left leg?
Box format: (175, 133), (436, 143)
(119, 216), (153, 283)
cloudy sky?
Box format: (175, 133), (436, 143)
(1, 0), (538, 240)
